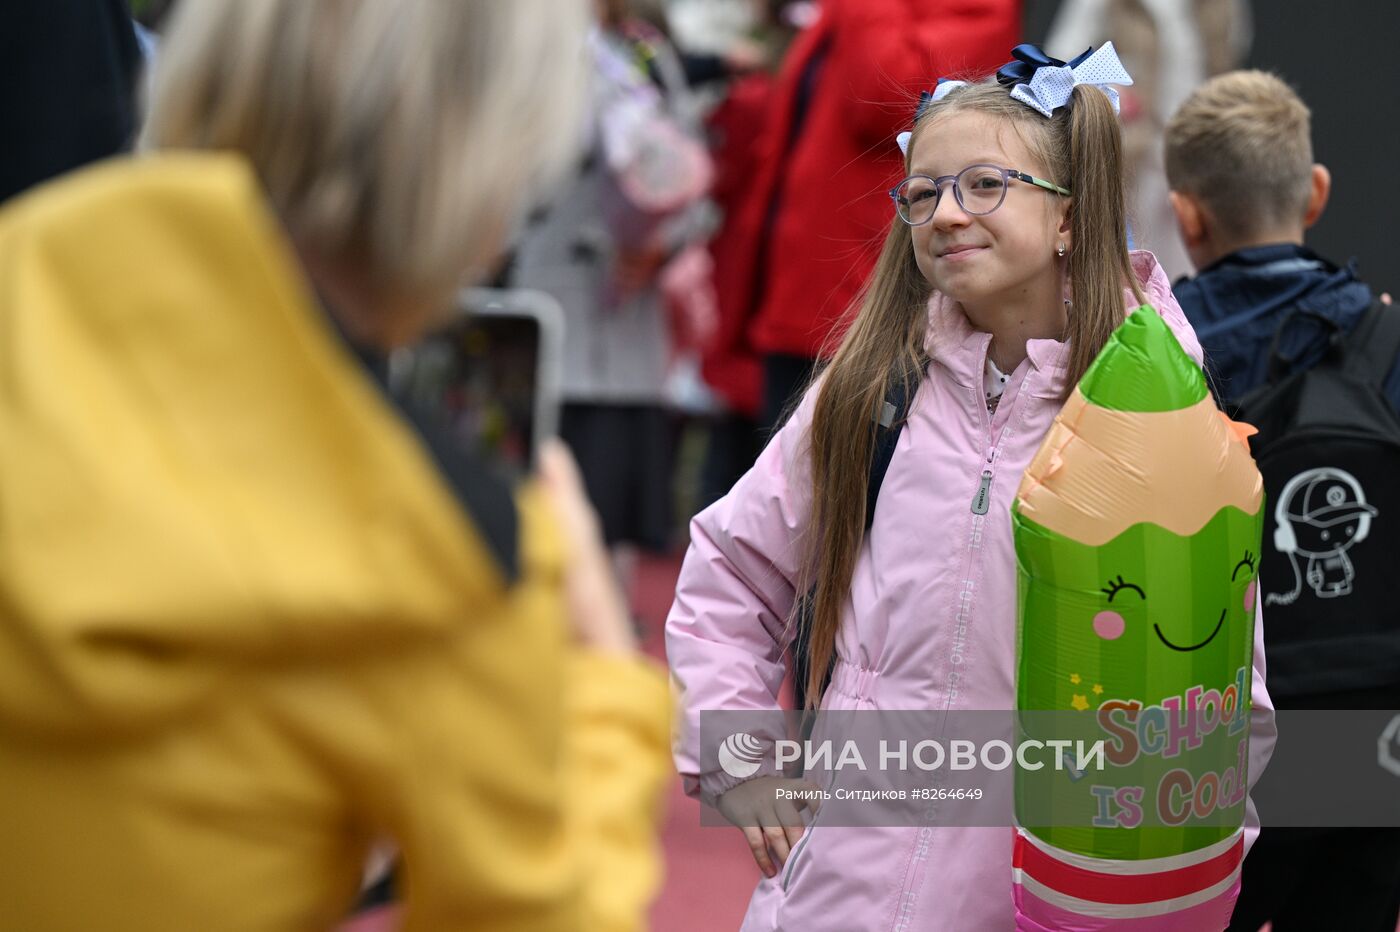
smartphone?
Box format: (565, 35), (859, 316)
(389, 288), (563, 479)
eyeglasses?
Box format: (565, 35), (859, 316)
(890, 164), (1071, 226)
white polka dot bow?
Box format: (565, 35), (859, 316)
(896, 42), (1135, 154)
(1000, 41), (1134, 119)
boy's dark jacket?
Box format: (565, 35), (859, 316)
(1173, 243), (1400, 410)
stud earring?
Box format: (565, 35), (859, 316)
(1056, 242), (1067, 258)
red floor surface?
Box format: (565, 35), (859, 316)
(633, 553), (755, 932)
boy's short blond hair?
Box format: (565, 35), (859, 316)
(1165, 70), (1313, 241)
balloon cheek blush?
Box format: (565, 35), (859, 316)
(1093, 611), (1125, 640)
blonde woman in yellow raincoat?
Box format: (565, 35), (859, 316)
(0, 2), (670, 930)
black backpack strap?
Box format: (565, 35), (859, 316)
(864, 365), (921, 532)
(1343, 298), (1400, 384)
(1262, 306), (1342, 384)
(793, 362), (923, 712)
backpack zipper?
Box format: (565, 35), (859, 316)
(1257, 427), (1400, 458)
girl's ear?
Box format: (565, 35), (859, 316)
(1057, 199), (1073, 254)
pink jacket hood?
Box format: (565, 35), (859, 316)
(666, 252), (1273, 931)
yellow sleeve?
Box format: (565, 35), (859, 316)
(282, 493), (672, 931)
(563, 651), (673, 931)
(373, 644), (670, 932)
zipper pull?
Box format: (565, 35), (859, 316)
(971, 470), (993, 515)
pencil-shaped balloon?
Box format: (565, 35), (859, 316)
(1012, 305), (1264, 930)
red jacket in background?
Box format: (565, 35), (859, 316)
(703, 72), (777, 417)
(704, 0), (1021, 403)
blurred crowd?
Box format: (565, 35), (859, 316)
(0, 0), (1347, 558)
(1, 1), (1396, 931)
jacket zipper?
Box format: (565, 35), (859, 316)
(971, 341), (1003, 514)
(971, 375), (1000, 513)
(891, 352), (1013, 930)
(970, 468), (993, 514)
(780, 812), (819, 890)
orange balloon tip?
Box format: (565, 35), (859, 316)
(1217, 410), (1258, 445)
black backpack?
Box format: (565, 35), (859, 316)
(790, 367), (920, 709)
(1231, 299), (1400, 700)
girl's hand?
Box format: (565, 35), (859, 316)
(716, 776), (821, 879)
(537, 440), (637, 655)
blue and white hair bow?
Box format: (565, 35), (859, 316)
(996, 42), (1133, 118)
(896, 80), (965, 155)
(896, 43), (1133, 155)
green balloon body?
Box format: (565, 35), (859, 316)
(1014, 506), (1263, 858)
(1013, 306), (1265, 860)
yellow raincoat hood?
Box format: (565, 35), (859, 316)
(0, 153), (528, 740)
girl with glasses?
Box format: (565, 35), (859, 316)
(667, 48), (1276, 930)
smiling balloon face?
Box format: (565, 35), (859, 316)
(1015, 504), (1261, 712)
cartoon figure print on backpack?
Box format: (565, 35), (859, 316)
(1270, 466), (1377, 603)
(1228, 297), (1400, 696)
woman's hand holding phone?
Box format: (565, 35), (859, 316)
(537, 439), (637, 655)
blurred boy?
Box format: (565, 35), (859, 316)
(1166, 69), (1395, 407)
(1166, 69), (1400, 932)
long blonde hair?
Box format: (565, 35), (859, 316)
(799, 79), (1143, 706)
(142, 0), (590, 304)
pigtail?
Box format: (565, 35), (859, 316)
(800, 198), (929, 708)
(1063, 84), (1145, 387)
